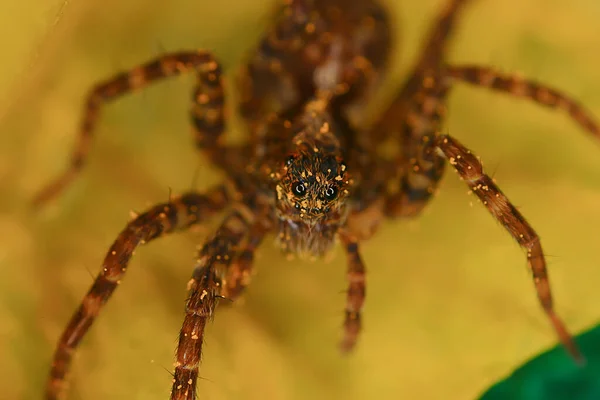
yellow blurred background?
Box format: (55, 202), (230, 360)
(1, 0), (600, 399)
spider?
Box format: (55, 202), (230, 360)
(36, 0), (599, 398)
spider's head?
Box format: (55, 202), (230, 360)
(274, 144), (352, 258)
(277, 152), (350, 220)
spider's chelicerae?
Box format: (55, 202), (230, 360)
(37, 0), (599, 398)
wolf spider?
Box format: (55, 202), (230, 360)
(37, 0), (599, 398)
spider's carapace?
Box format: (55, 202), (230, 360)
(271, 109), (352, 258)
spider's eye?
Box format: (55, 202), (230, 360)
(293, 181), (307, 197)
(286, 155), (295, 166)
(324, 186), (337, 200)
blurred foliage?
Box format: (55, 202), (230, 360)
(1, 0), (600, 399)
(480, 324), (600, 400)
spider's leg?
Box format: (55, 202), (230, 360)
(435, 133), (584, 363)
(380, 0), (472, 115)
(386, 75), (449, 218)
(338, 231), (367, 352)
(414, 0), (474, 72)
(369, 0), (472, 216)
(445, 65), (600, 138)
(33, 51), (228, 207)
(371, 71), (450, 218)
(172, 206), (258, 400)
(45, 186), (230, 400)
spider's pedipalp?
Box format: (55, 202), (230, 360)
(33, 51), (228, 208)
(435, 133), (584, 363)
(45, 187), (230, 400)
(445, 65), (600, 139)
(223, 217), (272, 300)
(338, 231), (366, 352)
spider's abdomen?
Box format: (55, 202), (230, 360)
(238, 0), (393, 133)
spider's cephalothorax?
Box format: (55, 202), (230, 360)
(35, 0), (600, 398)
(273, 101), (352, 257)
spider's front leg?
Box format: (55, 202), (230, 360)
(33, 50), (228, 207)
(435, 133), (583, 363)
(46, 186), (231, 400)
(172, 205), (265, 400)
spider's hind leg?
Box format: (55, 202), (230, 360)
(33, 50), (229, 207)
(413, 0), (474, 72)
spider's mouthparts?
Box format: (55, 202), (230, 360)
(276, 217), (339, 258)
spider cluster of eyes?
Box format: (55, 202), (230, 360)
(283, 152), (346, 216)
(292, 180), (338, 207)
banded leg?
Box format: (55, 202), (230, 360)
(435, 133), (583, 363)
(338, 231), (366, 352)
(383, 74), (449, 218)
(33, 51), (227, 207)
(379, 0), (472, 113)
(172, 207), (255, 400)
(46, 186), (230, 400)
(445, 65), (600, 137)
(371, 0), (472, 217)
(414, 0), (474, 72)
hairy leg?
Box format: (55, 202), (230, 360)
(370, 0), (473, 217)
(172, 206), (256, 400)
(445, 65), (600, 137)
(435, 133), (583, 363)
(33, 51), (228, 207)
(413, 0), (474, 72)
(375, 0), (472, 123)
(383, 75), (449, 218)
(46, 186), (230, 400)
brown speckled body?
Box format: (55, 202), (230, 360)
(35, 0), (600, 398)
